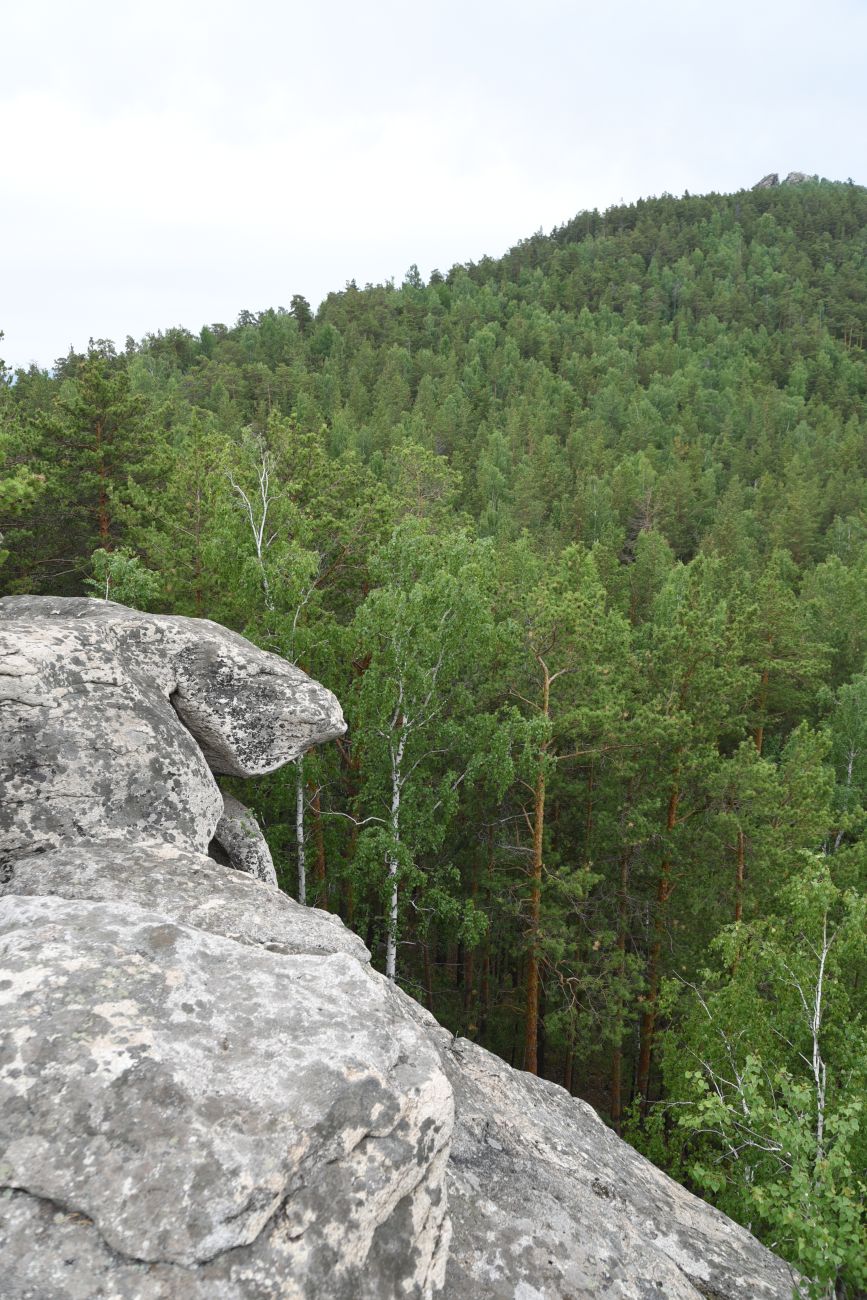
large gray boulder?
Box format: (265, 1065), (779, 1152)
(4, 842), (370, 962)
(0, 890), (451, 1297)
(0, 598), (798, 1298)
(0, 595), (346, 869)
(212, 792), (279, 886)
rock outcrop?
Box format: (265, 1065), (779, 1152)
(0, 597), (799, 1298)
(752, 171), (817, 190)
(0, 596), (345, 872)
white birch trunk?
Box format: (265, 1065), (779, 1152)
(812, 912), (829, 1162)
(385, 734), (406, 981)
(229, 448), (274, 611)
(833, 747), (857, 851)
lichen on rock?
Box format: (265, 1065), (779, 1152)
(0, 597), (798, 1298)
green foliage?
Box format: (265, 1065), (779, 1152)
(349, 521), (503, 974)
(0, 465), (44, 569)
(827, 674), (867, 849)
(3, 180), (867, 1282)
(661, 860), (867, 1295)
(84, 547), (161, 610)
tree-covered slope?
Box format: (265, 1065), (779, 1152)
(2, 178), (866, 1294)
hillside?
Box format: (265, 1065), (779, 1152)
(2, 179), (866, 1293)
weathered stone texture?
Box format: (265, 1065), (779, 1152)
(3, 842), (370, 962)
(0, 889), (451, 1297)
(0, 598), (798, 1298)
(782, 171), (814, 185)
(0, 595), (346, 868)
(213, 793), (279, 886)
(440, 1036), (796, 1299)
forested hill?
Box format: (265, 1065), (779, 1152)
(3, 179), (867, 1292)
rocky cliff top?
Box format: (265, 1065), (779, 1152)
(0, 597), (799, 1298)
(752, 170), (819, 188)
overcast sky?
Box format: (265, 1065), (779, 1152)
(2, 0), (864, 370)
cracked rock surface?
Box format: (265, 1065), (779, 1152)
(0, 893), (451, 1297)
(0, 595), (346, 867)
(0, 598), (797, 1298)
(439, 1037), (797, 1299)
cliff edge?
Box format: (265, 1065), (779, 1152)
(0, 598), (798, 1298)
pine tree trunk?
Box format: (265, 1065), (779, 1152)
(636, 785), (680, 1109)
(295, 757), (306, 905)
(479, 823), (494, 1040)
(524, 763), (546, 1073)
(734, 827), (745, 924)
(344, 873), (355, 930)
(422, 937), (435, 1011)
(537, 983), (547, 1078)
(309, 785), (326, 908)
(192, 485), (204, 615)
(96, 420), (111, 545)
(524, 740), (548, 1071)
(610, 847), (631, 1134)
(339, 735), (360, 928)
(753, 667), (769, 755)
(610, 1047), (623, 1132)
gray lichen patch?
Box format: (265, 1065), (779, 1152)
(0, 596), (346, 866)
(0, 894), (452, 1284)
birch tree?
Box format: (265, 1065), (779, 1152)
(662, 860), (867, 1297)
(351, 520), (501, 981)
(228, 431), (279, 611)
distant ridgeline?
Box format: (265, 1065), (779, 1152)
(2, 177), (866, 1292)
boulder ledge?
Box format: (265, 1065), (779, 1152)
(0, 598), (797, 1298)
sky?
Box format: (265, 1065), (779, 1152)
(2, 0), (865, 370)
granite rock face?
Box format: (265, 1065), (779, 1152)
(0, 595), (346, 869)
(213, 792), (279, 886)
(0, 598), (798, 1298)
(439, 1037), (796, 1299)
(0, 891), (451, 1297)
(4, 843), (371, 963)
(752, 172), (779, 188)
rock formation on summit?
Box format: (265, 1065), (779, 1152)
(0, 597), (800, 1298)
(753, 170), (817, 189)
(782, 171), (815, 185)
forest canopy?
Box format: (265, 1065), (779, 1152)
(2, 178), (866, 1295)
